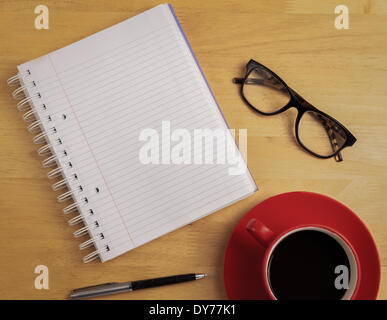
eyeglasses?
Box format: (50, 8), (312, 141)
(233, 59), (357, 162)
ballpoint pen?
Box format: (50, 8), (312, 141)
(70, 273), (207, 299)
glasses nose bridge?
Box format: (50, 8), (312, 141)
(290, 89), (314, 113)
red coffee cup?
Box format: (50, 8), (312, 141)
(246, 219), (361, 300)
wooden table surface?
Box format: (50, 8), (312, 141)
(0, 0), (386, 299)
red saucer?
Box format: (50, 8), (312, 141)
(223, 192), (380, 300)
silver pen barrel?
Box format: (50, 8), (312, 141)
(70, 282), (132, 299)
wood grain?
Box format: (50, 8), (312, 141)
(0, 0), (386, 299)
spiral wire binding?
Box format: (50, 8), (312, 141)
(79, 238), (95, 250)
(47, 167), (62, 179)
(33, 132), (48, 144)
(7, 73), (21, 86)
(68, 215), (84, 226)
(17, 95), (36, 111)
(63, 202), (78, 214)
(12, 85), (28, 100)
(22, 109), (36, 122)
(27, 120), (42, 133)
(51, 178), (67, 190)
(57, 190), (73, 203)
(42, 155), (58, 168)
(83, 249), (104, 263)
(38, 144), (52, 156)
(7, 72), (108, 263)
(74, 226), (90, 238)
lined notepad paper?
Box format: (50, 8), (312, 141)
(12, 4), (257, 262)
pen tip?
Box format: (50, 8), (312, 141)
(195, 273), (207, 280)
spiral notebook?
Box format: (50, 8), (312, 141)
(7, 4), (257, 263)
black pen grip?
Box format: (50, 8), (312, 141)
(131, 273), (196, 290)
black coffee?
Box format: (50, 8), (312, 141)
(267, 230), (350, 300)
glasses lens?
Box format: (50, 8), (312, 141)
(298, 111), (347, 157)
(242, 67), (290, 113)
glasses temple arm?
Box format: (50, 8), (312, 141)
(232, 77), (287, 92)
(314, 114), (343, 162)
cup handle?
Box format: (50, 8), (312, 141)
(246, 219), (275, 248)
